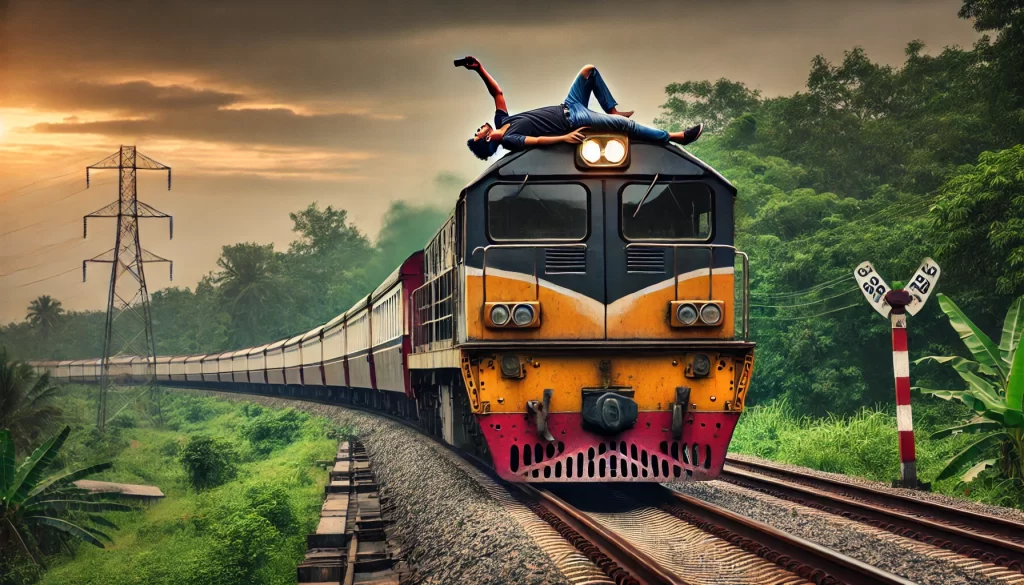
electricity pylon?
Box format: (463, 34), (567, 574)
(83, 146), (172, 429)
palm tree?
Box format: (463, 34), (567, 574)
(1, 426), (132, 565)
(25, 296), (63, 336)
(214, 243), (289, 346)
(0, 348), (61, 454)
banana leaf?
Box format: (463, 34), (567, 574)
(1000, 297), (1023, 367)
(915, 355), (996, 377)
(961, 458), (997, 482)
(1007, 338), (1024, 411)
(23, 515), (106, 548)
(25, 462), (113, 500)
(25, 499), (134, 513)
(915, 388), (977, 410)
(939, 294), (1007, 383)
(934, 433), (1006, 481)
(0, 429), (13, 497)
(9, 426), (70, 506)
(931, 420), (1003, 439)
(85, 514), (119, 530)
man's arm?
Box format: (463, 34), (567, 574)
(524, 128), (587, 146)
(459, 56), (507, 112)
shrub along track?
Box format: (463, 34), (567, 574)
(721, 457), (1024, 578)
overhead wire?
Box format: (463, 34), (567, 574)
(751, 274), (855, 299)
(15, 266), (80, 287)
(750, 303), (861, 321)
(0, 180), (113, 238)
(750, 286), (859, 308)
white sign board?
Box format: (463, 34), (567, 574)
(905, 257), (940, 316)
(855, 261), (892, 318)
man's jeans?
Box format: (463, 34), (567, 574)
(564, 68), (670, 144)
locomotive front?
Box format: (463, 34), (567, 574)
(452, 135), (754, 482)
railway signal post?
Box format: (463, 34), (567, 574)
(854, 258), (941, 489)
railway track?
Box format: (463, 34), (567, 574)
(194, 389), (922, 585)
(722, 457), (1024, 574)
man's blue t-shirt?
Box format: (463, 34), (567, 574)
(495, 105), (571, 152)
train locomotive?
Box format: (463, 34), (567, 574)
(35, 132), (754, 483)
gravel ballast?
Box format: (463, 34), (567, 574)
(669, 479), (1017, 585)
(195, 391), (574, 585)
(729, 453), (1024, 525)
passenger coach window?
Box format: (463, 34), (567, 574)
(487, 183), (588, 241)
(622, 182), (713, 241)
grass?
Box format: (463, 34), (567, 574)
(731, 398), (1024, 510)
(27, 387), (341, 585)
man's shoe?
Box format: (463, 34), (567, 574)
(679, 123), (704, 146)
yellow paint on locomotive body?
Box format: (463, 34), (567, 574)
(465, 268), (604, 340)
(465, 351), (754, 415)
(607, 269), (736, 339)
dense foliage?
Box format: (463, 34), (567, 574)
(0, 425), (132, 578)
(177, 435), (238, 492)
(0, 349), (61, 454)
(11, 388), (338, 585)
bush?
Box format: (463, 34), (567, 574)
(179, 435), (239, 491)
(109, 411), (137, 430)
(245, 482), (297, 535)
(240, 408), (308, 455)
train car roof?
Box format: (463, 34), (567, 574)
(231, 348), (251, 358)
(247, 344), (269, 355)
(185, 354), (207, 362)
(323, 313), (346, 331)
(155, 356), (173, 363)
(284, 334), (304, 347)
(300, 326), (325, 342)
(344, 294), (371, 317)
(266, 338), (288, 351)
(170, 355), (189, 362)
(70, 358), (93, 365)
(463, 141), (736, 197)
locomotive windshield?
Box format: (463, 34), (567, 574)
(621, 182), (713, 241)
(487, 183), (588, 241)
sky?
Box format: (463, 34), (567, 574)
(0, 0), (981, 323)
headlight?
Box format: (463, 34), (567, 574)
(604, 139), (625, 163)
(676, 303), (698, 325)
(490, 304), (511, 326)
(581, 139), (601, 163)
(700, 303), (722, 325)
(512, 304), (535, 326)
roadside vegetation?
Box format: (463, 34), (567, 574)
(0, 363), (339, 585)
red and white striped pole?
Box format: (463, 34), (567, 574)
(887, 298), (916, 488)
(856, 258), (939, 490)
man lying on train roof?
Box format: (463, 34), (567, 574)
(460, 56), (704, 160)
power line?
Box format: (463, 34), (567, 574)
(751, 286), (859, 308)
(14, 266), (79, 286)
(751, 274), (855, 299)
(0, 180), (112, 238)
(750, 302), (861, 321)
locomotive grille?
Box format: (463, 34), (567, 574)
(544, 248), (587, 274)
(626, 247), (666, 273)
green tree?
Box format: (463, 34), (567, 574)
(654, 78), (761, 133)
(0, 426), (132, 565)
(916, 294), (1024, 483)
(178, 435), (238, 492)
(214, 243), (289, 347)
(931, 145), (1024, 297)
(0, 348), (61, 453)
(25, 296), (63, 337)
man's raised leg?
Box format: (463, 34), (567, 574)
(565, 66), (632, 117)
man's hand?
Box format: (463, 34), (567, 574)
(563, 128), (588, 144)
(460, 56), (481, 70)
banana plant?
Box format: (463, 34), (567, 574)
(0, 425), (133, 565)
(915, 294), (1024, 483)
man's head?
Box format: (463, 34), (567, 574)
(467, 122), (500, 160)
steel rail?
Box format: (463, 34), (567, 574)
(659, 487), (916, 585)
(519, 484), (691, 585)
(721, 460), (1024, 572)
(726, 457), (1024, 539)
